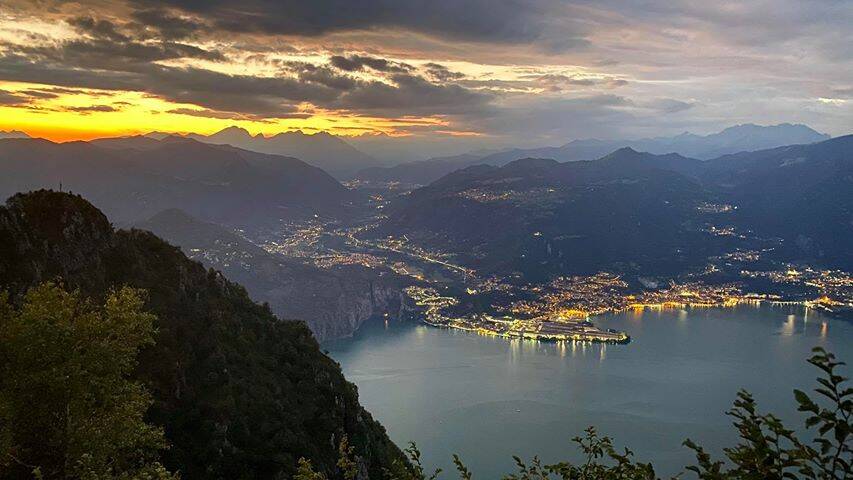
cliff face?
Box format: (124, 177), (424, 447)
(0, 190), (407, 479)
(305, 279), (408, 341)
(136, 208), (413, 342)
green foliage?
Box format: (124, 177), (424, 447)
(0, 283), (177, 480)
(381, 443), (440, 480)
(337, 436), (359, 480)
(501, 427), (657, 480)
(451, 456), (471, 480)
(685, 347), (851, 480)
(292, 436), (363, 480)
(294, 459), (328, 480)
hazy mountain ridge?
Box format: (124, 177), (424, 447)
(356, 123), (829, 185)
(153, 126), (382, 179)
(357, 152), (485, 185)
(377, 134), (852, 279)
(136, 208), (412, 341)
(0, 190), (406, 479)
(0, 130), (30, 139)
(0, 136), (356, 227)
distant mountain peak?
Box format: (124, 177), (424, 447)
(600, 147), (645, 160)
(270, 130), (334, 139)
(0, 130), (32, 139)
(214, 125), (252, 136)
(158, 134), (197, 144)
(716, 122), (828, 138)
(612, 146), (640, 154)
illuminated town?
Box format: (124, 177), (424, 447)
(237, 197), (853, 346)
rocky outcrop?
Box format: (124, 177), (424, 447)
(304, 280), (409, 342)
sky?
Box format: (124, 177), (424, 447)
(0, 0), (850, 150)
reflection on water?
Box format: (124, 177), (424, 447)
(326, 305), (851, 478)
(782, 314), (796, 336)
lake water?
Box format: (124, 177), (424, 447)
(326, 305), (852, 478)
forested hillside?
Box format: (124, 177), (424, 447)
(0, 190), (406, 479)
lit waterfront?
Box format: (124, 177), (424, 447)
(403, 268), (853, 346)
(245, 206), (853, 335)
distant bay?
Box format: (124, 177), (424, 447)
(327, 305), (852, 478)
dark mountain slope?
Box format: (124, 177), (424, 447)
(701, 134), (853, 268)
(0, 137), (355, 227)
(378, 135), (852, 279)
(0, 190), (405, 479)
(379, 155), (723, 280)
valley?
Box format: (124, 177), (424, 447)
(4, 130), (849, 345)
(194, 154), (853, 345)
(3, 2), (852, 477)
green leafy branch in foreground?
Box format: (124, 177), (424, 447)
(0, 283), (178, 480)
(685, 348), (850, 480)
(298, 347), (850, 480)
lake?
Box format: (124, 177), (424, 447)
(326, 305), (852, 477)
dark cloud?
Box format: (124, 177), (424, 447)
(0, 44), (491, 118)
(0, 53), (144, 92)
(3, 0), (849, 139)
(63, 104), (119, 113)
(54, 38), (224, 65)
(130, 8), (205, 40)
(422, 63), (465, 82)
(329, 55), (412, 73)
(143, 65), (338, 114)
(35, 86), (110, 96)
(67, 16), (131, 42)
(167, 107), (309, 120)
(334, 73), (493, 115)
(0, 89), (29, 105)
(28, 15), (227, 70)
(0, 50), (324, 116)
(19, 89), (59, 99)
(129, 0), (585, 48)
(281, 61), (358, 90)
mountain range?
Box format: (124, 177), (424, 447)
(0, 130), (29, 139)
(375, 134), (853, 280)
(0, 135), (354, 227)
(376, 150), (719, 280)
(357, 123), (830, 185)
(2, 125), (849, 335)
(149, 126), (382, 179)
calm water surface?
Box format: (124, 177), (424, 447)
(326, 305), (852, 477)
